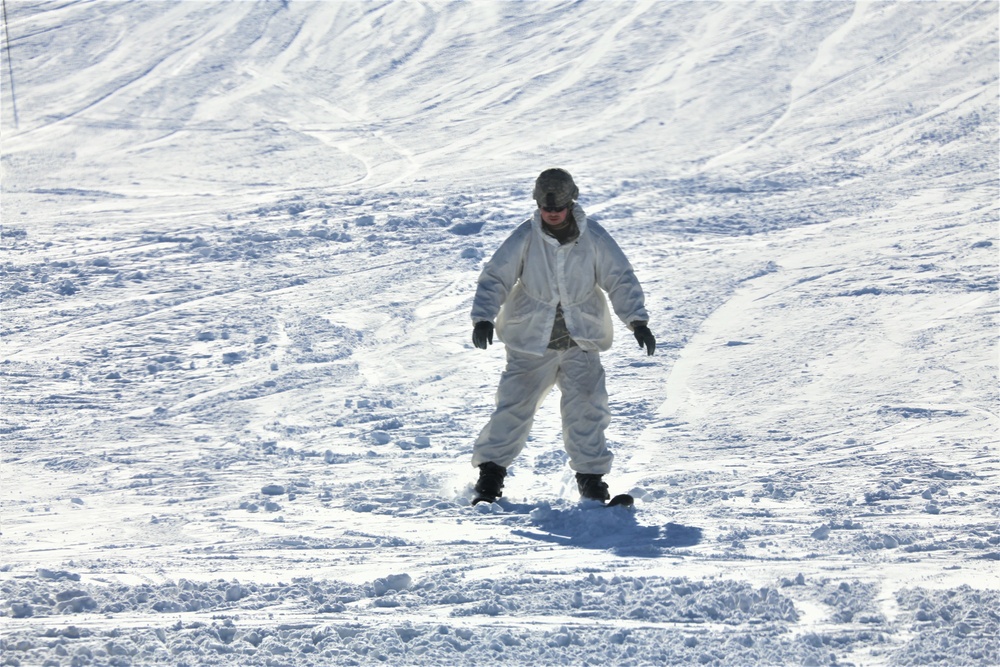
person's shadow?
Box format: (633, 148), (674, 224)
(510, 503), (702, 558)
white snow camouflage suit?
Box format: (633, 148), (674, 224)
(470, 204), (648, 474)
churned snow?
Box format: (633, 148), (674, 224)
(1, 1), (998, 666)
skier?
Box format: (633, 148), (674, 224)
(470, 168), (655, 504)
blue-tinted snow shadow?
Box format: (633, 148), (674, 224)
(509, 503), (703, 558)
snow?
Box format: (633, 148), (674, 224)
(1, 1), (998, 665)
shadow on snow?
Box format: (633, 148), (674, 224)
(506, 502), (703, 558)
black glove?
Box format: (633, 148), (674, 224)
(472, 321), (494, 349)
(632, 322), (655, 356)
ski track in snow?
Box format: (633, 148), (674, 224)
(1, 2), (998, 666)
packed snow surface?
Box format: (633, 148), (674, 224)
(1, 1), (998, 665)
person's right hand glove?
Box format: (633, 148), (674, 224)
(632, 322), (656, 356)
(472, 321), (494, 349)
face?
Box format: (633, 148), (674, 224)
(540, 205), (569, 227)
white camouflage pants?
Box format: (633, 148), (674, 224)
(472, 346), (613, 474)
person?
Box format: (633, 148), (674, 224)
(469, 168), (655, 503)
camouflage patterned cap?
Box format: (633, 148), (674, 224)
(533, 168), (579, 208)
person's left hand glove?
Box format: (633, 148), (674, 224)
(631, 322), (655, 356)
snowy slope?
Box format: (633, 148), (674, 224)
(1, 1), (998, 665)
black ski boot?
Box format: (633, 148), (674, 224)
(576, 473), (610, 502)
(473, 462), (507, 504)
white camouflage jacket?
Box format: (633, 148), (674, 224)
(471, 204), (648, 356)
